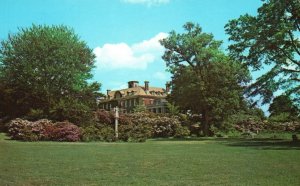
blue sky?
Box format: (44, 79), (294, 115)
(1, 0), (262, 92)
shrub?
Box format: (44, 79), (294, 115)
(81, 125), (101, 142)
(49, 121), (81, 142)
(152, 116), (184, 138)
(117, 114), (152, 142)
(99, 126), (115, 142)
(174, 126), (190, 138)
(49, 98), (95, 127)
(8, 118), (81, 142)
(81, 123), (116, 142)
(95, 110), (113, 124)
(266, 121), (300, 132)
(24, 109), (47, 121)
(8, 118), (39, 141)
(126, 112), (189, 138)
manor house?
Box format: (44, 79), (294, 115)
(98, 81), (170, 113)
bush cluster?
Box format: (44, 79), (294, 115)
(127, 112), (190, 138)
(266, 122), (300, 132)
(234, 119), (300, 134)
(234, 118), (266, 134)
(82, 111), (152, 142)
(81, 110), (190, 142)
(6, 110), (300, 142)
(81, 124), (116, 142)
(8, 118), (81, 141)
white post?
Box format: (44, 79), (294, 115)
(114, 106), (119, 139)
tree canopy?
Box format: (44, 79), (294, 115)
(0, 25), (100, 124)
(225, 0), (300, 105)
(160, 22), (250, 135)
(269, 95), (299, 121)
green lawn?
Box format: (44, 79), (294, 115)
(1, 133), (300, 186)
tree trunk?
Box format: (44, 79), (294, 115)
(202, 109), (210, 136)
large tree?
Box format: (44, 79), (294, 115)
(160, 22), (250, 135)
(225, 0), (300, 105)
(0, 25), (100, 124)
(269, 95), (299, 121)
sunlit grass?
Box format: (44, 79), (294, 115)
(0, 133), (299, 185)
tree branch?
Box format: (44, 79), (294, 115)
(291, 78), (300, 82)
(287, 30), (300, 56)
(281, 67), (300, 73)
(276, 46), (300, 66)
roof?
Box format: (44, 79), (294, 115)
(106, 86), (166, 100)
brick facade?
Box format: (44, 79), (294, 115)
(98, 81), (170, 113)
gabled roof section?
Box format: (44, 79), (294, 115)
(106, 86), (166, 100)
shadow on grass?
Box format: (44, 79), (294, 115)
(223, 139), (300, 150)
(152, 137), (300, 150)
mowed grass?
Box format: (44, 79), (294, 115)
(0, 133), (300, 186)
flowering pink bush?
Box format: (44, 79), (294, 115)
(8, 119), (81, 141)
(126, 112), (190, 138)
(8, 118), (48, 141)
(95, 110), (113, 124)
(48, 121), (81, 142)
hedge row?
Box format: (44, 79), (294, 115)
(81, 111), (190, 142)
(235, 119), (300, 133)
(7, 110), (190, 142)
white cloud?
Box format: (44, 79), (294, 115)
(121, 0), (170, 7)
(93, 32), (168, 70)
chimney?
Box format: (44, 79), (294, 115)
(107, 89), (111, 99)
(144, 81), (149, 91)
(165, 82), (171, 93)
(128, 81), (139, 88)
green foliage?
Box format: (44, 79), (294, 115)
(269, 112), (294, 122)
(24, 109), (46, 121)
(81, 124), (116, 142)
(174, 126), (190, 138)
(224, 112), (264, 133)
(268, 95), (299, 121)
(160, 22), (250, 136)
(81, 125), (101, 142)
(0, 24), (100, 124)
(84, 110), (153, 142)
(128, 112), (190, 138)
(166, 102), (180, 116)
(225, 0), (300, 104)
(118, 124), (149, 142)
(98, 126), (116, 142)
(133, 104), (147, 113)
(49, 98), (95, 127)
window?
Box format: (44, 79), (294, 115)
(150, 99), (154, 105)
